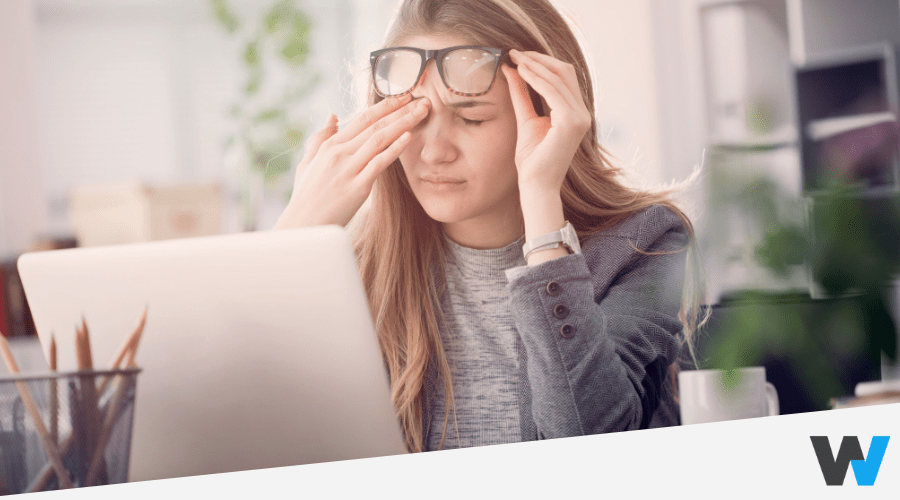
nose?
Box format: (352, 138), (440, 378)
(413, 63), (458, 166)
(418, 114), (457, 166)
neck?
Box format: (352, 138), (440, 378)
(442, 200), (525, 249)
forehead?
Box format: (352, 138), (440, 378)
(396, 33), (475, 50)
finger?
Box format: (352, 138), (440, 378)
(512, 50), (583, 102)
(345, 97), (428, 154)
(332, 94), (412, 143)
(515, 61), (577, 119)
(351, 97), (430, 164)
(514, 50), (575, 77)
(501, 65), (538, 129)
(357, 131), (411, 187)
(302, 113), (338, 162)
(512, 54), (581, 112)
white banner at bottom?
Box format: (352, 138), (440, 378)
(31, 403), (900, 499)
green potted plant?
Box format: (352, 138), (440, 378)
(701, 146), (899, 407)
(210, 0), (320, 230)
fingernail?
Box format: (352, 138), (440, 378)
(399, 93), (413, 103)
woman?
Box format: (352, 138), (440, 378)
(275, 0), (704, 453)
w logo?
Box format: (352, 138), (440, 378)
(810, 436), (890, 486)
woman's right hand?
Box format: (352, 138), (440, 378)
(274, 94), (431, 229)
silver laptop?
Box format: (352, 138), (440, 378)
(17, 226), (406, 481)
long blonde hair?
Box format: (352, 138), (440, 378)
(354, 0), (706, 453)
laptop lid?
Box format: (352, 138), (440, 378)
(18, 225), (406, 481)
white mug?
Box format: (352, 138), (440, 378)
(678, 367), (779, 425)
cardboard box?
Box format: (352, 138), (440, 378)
(70, 183), (223, 247)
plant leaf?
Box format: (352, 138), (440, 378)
(282, 39), (309, 66)
(244, 40), (260, 66)
(210, 0), (240, 34)
(255, 108), (285, 122)
(245, 68), (262, 95)
(285, 127), (304, 147)
(265, 7), (284, 35)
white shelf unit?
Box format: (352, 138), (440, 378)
(794, 43), (900, 195)
(690, 0), (900, 380)
(698, 0), (798, 150)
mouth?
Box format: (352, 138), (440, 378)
(421, 175), (465, 186)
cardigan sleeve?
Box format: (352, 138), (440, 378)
(503, 205), (688, 437)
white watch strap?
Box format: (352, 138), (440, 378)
(522, 221), (581, 260)
(522, 230), (564, 260)
(524, 241), (561, 259)
(523, 230), (562, 251)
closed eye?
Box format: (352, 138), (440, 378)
(461, 117), (486, 126)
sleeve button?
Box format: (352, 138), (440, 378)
(553, 304), (569, 319)
(560, 324), (575, 338)
(546, 281), (561, 296)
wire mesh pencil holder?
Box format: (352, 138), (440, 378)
(0, 367), (140, 493)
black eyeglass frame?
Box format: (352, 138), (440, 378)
(369, 45), (508, 98)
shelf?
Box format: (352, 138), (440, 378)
(794, 44), (900, 194)
(804, 183), (900, 199)
(708, 124), (799, 150)
(806, 111), (897, 141)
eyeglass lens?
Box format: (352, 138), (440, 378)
(442, 48), (497, 95)
(374, 50), (423, 97)
(374, 48), (498, 97)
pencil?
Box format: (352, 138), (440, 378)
(76, 317), (94, 370)
(25, 433), (76, 492)
(49, 334), (58, 445)
(98, 306), (147, 396)
(28, 308), (148, 491)
(85, 353), (137, 486)
(0, 333), (73, 488)
(76, 319), (103, 486)
(87, 308), (146, 486)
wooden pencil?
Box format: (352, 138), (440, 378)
(76, 319), (103, 486)
(49, 334), (58, 445)
(29, 307), (148, 491)
(98, 306), (147, 396)
(25, 433), (75, 492)
(86, 311), (146, 486)
(85, 349), (137, 486)
(0, 333), (73, 488)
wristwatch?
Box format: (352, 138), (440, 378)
(522, 221), (582, 260)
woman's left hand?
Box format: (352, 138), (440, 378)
(501, 50), (592, 194)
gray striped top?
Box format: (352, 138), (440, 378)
(420, 206), (689, 449)
(426, 233), (527, 451)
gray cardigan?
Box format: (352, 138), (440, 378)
(423, 205), (688, 444)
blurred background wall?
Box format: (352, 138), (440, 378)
(0, 0), (677, 254)
(3, 0), (900, 403)
(1, 0), (899, 307)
